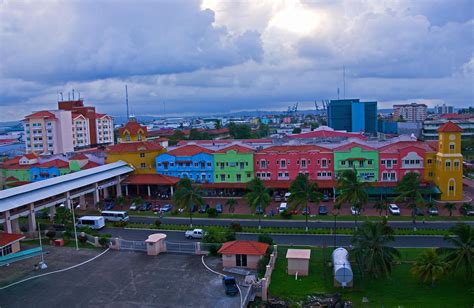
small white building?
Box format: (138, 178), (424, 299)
(286, 248), (311, 276)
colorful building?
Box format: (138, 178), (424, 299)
(106, 141), (165, 174)
(434, 122), (463, 201)
(155, 145), (214, 183)
(213, 144), (254, 183)
(333, 142), (379, 182)
(118, 120), (147, 143)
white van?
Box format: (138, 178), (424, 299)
(279, 202), (288, 213)
(284, 192), (291, 201)
(101, 211), (129, 222)
(76, 216), (105, 230)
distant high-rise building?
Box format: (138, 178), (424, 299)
(393, 103), (427, 121)
(327, 99), (377, 134)
(435, 103), (454, 115)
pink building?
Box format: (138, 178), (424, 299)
(218, 240), (269, 269)
(254, 145), (334, 188)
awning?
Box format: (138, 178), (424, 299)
(123, 174), (180, 186)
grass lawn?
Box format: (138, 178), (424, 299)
(269, 246), (473, 307)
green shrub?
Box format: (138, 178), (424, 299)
(113, 221), (128, 227)
(207, 208), (218, 218)
(257, 253), (270, 278)
(258, 233), (274, 245)
(154, 220), (162, 227)
(208, 244), (220, 256)
(45, 229), (56, 240)
(98, 237), (108, 247)
(229, 222), (243, 232)
(224, 229), (236, 242)
(279, 210), (292, 219)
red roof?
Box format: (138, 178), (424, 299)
(81, 161), (101, 169)
(177, 139), (272, 146)
(334, 141), (375, 151)
(5, 176), (19, 181)
(119, 121), (147, 136)
(24, 153), (38, 160)
(72, 113), (86, 119)
(379, 141), (435, 153)
(168, 145), (214, 156)
(95, 113), (111, 119)
(123, 174), (180, 185)
(107, 141), (164, 153)
(216, 144), (254, 153)
(440, 113), (472, 120)
(438, 121), (463, 133)
(0, 232), (25, 248)
(260, 145), (330, 153)
(218, 240), (269, 256)
(37, 159), (69, 168)
(289, 129), (367, 140)
(70, 153), (88, 160)
(25, 111), (56, 119)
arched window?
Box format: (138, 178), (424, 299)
(125, 133), (131, 142)
(445, 160), (451, 170)
(449, 142), (455, 153)
(138, 133), (142, 141)
(447, 178), (456, 197)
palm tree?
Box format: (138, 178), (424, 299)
(395, 172), (424, 227)
(373, 199), (386, 217)
(336, 169), (368, 228)
(226, 198), (237, 214)
(288, 174), (322, 232)
(438, 223), (474, 280)
(443, 202), (457, 216)
(351, 221), (401, 279)
(173, 178), (204, 227)
(244, 178), (271, 229)
(411, 249), (446, 286)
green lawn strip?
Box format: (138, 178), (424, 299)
(121, 222), (449, 236)
(21, 238), (97, 249)
(269, 246), (473, 307)
(130, 211), (474, 222)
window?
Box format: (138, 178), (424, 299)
(429, 172), (434, 177)
(220, 174), (225, 181)
(247, 173), (251, 178)
(321, 160), (327, 168)
(139, 153), (145, 158)
(266, 172), (271, 177)
(280, 160), (286, 168)
(140, 163), (146, 169)
(260, 160), (266, 168)
(367, 160), (373, 166)
(340, 161), (346, 166)
(427, 159), (432, 165)
(125, 133), (130, 142)
(381, 160), (386, 165)
(449, 143), (455, 153)
(194, 163), (198, 167)
(445, 161), (451, 169)
(236, 174), (242, 182)
(301, 159), (307, 168)
(207, 162), (211, 167)
(1, 244), (13, 256)
(449, 185), (455, 192)
(454, 160), (460, 170)
(240, 162), (245, 169)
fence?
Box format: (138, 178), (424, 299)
(118, 239), (147, 252)
(259, 245), (278, 302)
(165, 241), (198, 254)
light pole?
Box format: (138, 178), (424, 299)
(333, 211), (338, 248)
(69, 199), (79, 251)
(37, 221), (47, 269)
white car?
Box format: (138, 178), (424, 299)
(129, 202), (139, 211)
(185, 229), (204, 239)
(284, 192), (291, 201)
(388, 204), (401, 215)
(351, 206), (360, 215)
(279, 202), (288, 213)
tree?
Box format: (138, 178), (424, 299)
(226, 198), (237, 214)
(351, 221), (401, 279)
(288, 174), (322, 232)
(257, 124), (270, 138)
(373, 199), (387, 217)
(438, 223), (474, 280)
(54, 207), (73, 225)
(228, 123), (253, 139)
(244, 178), (271, 229)
(411, 249), (446, 286)
(188, 128), (203, 140)
(214, 119), (222, 130)
(292, 127), (302, 134)
(173, 178), (204, 227)
(444, 202), (457, 216)
(395, 172), (424, 226)
(335, 169), (368, 228)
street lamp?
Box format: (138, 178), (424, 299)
(333, 210), (338, 248)
(62, 200), (79, 250)
(37, 221), (47, 269)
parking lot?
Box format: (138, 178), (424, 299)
(0, 248), (240, 308)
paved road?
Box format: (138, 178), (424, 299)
(101, 227), (454, 248)
(130, 215), (474, 230)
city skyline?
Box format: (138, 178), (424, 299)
(0, 0), (473, 121)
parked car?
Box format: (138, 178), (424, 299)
(302, 207), (311, 215)
(185, 228), (203, 239)
(199, 204), (210, 213)
(460, 204), (474, 216)
(129, 203), (139, 211)
(322, 194), (330, 202)
(215, 203), (223, 214)
(255, 206), (265, 215)
(279, 202), (288, 213)
(427, 206), (439, 216)
(415, 207), (424, 216)
(318, 205), (328, 215)
(160, 204), (173, 212)
(190, 204), (197, 213)
(284, 192), (291, 201)
(139, 202), (152, 211)
(152, 205), (161, 212)
(222, 276), (239, 296)
(388, 204), (400, 215)
(274, 194), (282, 202)
(104, 202), (115, 211)
(351, 206), (360, 216)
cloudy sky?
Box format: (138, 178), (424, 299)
(0, 0), (473, 120)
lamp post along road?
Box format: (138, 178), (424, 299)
(70, 199), (79, 251)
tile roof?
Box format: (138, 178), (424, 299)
(106, 141), (164, 153)
(24, 153), (38, 160)
(118, 121), (147, 136)
(123, 174), (180, 185)
(167, 144), (214, 156)
(70, 153), (89, 160)
(177, 139), (272, 146)
(5, 176), (19, 181)
(81, 161), (101, 169)
(95, 113), (111, 119)
(289, 127), (367, 140)
(37, 159), (70, 168)
(260, 145), (330, 153)
(379, 141), (435, 153)
(0, 232), (25, 248)
(218, 240), (269, 256)
(215, 144), (254, 153)
(25, 111), (56, 119)
(438, 121), (463, 133)
(334, 141), (376, 151)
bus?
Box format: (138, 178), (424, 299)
(100, 211), (129, 222)
(76, 216), (105, 230)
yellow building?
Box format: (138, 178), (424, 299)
(106, 141), (166, 174)
(434, 122), (463, 201)
(118, 119), (147, 143)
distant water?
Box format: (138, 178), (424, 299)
(0, 142), (25, 156)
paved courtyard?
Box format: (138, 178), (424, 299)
(0, 248), (240, 308)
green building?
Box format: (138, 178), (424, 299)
(333, 143), (379, 182)
(213, 145), (254, 183)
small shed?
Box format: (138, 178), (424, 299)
(0, 232), (25, 257)
(145, 233), (167, 256)
(286, 248), (311, 276)
(218, 240), (269, 269)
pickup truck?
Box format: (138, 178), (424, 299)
(185, 229), (204, 239)
(222, 276), (239, 296)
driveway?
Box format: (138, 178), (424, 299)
(0, 249), (240, 308)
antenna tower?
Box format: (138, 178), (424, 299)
(125, 85), (130, 120)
